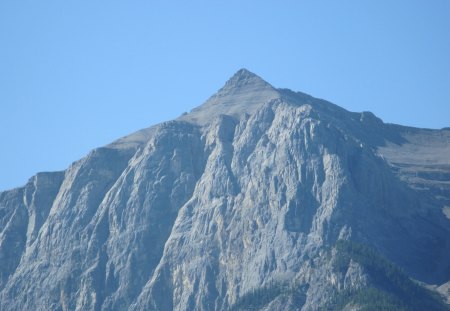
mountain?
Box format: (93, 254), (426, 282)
(1, 69), (450, 310)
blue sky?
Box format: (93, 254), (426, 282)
(1, 1), (450, 191)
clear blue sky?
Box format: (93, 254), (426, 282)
(1, 1), (450, 191)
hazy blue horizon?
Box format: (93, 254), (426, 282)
(1, 1), (450, 191)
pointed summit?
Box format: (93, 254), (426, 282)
(179, 69), (280, 125)
(223, 68), (270, 89)
(233, 68), (255, 77)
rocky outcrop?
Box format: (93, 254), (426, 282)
(1, 69), (449, 310)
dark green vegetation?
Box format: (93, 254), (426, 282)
(327, 240), (449, 311)
(322, 287), (409, 311)
(229, 241), (449, 311)
(229, 282), (307, 311)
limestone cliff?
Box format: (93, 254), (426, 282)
(1, 69), (449, 310)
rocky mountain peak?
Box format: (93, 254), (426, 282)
(222, 68), (271, 89)
(179, 69), (280, 125)
(110, 69), (280, 149)
(1, 70), (450, 311)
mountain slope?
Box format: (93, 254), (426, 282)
(1, 69), (449, 310)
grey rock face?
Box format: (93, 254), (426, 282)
(1, 69), (449, 310)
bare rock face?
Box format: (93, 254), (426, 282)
(1, 69), (449, 310)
